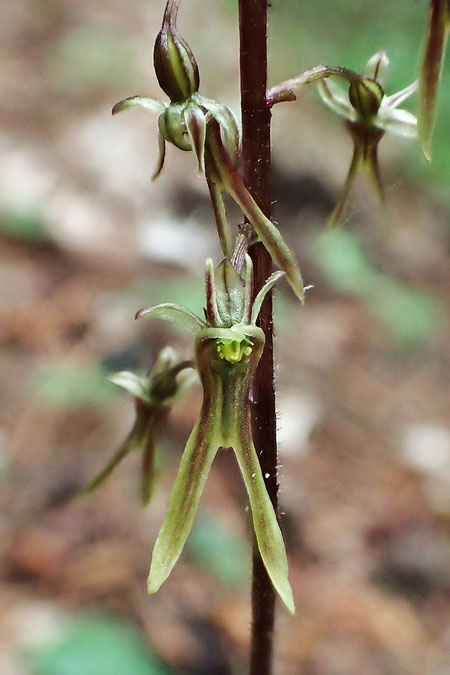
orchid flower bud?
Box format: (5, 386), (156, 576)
(154, 0), (200, 103)
(348, 78), (384, 124)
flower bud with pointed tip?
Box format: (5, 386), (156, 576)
(154, 0), (200, 103)
(348, 78), (384, 123)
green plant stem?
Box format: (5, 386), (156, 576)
(238, 1), (278, 673)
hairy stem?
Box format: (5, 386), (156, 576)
(238, 1), (278, 673)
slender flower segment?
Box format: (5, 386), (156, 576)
(137, 257), (295, 613)
(204, 118), (305, 302)
(153, 0), (200, 103)
(268, 53), (418, 227)
(82, 348), (194, 505)
(418, 0), (450, 160)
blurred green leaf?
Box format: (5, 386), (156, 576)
(31, 362), (117, 410)
(371, 280), (439, 344)
(187, 514), (249, 587)
(28, 615), (172, 675)
(44, 26), (134, 91)
(314, 229), (440, 344)
(0, 209), (49, 244)
(314, 229), (376, 295)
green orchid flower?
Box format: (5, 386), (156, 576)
(268, 52), (417, 228)
(418, 0), (450, 160)
(112, 0), (305, 303)
(136, 256), (295, 614)
(318, 52), (417, 227)
(83, 347), (194, 505)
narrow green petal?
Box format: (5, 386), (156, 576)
(152, 131), (167, 181)
(196, 96), (240, 166)
(112, 96), (166, 116)
(363, 50), (389, 85)
(206, 178), (233, 258)
(384, 81), (418, 109)
(328, 143), (362, 228)
(364, 143), (387, 220)
(147, 401), (221, 593)
(205, 119), (304, 302)
(108, 371), (151, 403)
(418, 0), (449, 160)
(242, 254), (254, 324)
(184, 102), (206, 173)
(141, 426), (157, 506)
(135, 303), (206, 333)
(379, 108), (417, 138)
(232, 428), (295, 614)
(81, 420), (144, 494)
(317, 79), (354, 119)
(251, 271), (285, 325)
(205, 258), (220, 326)
(213, 259), (246, 327)
(230, 185), (304, 303)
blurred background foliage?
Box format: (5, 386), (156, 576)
(0, 1), (448, 674)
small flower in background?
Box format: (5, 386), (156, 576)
(82, 347), (194, 505)
(316, 51), (418, 227)
(136, 256), (295, 614)
(418, 0), (449, 161)
(267, 52), (418, 228)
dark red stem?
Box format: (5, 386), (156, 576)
(238, 2), (278, 674)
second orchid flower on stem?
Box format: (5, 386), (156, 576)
(136, 256), (295, 614)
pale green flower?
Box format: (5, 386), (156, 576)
(137, 256), (296, 614)
(83, 347), (193, 505)
(268, 52), (417, 227)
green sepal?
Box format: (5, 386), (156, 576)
(81, 422), (141, 495)
(213, 259), (246, 327)
(251, 271), (285, 324)
(195, 95), (241, 168)
(242, 254), (254, 324)
(205, 258), (220, 327)
(135, 303), (206, 334)
(147, 334), (224, 592)
(363, 50), (389, 86)
(108, 370), (153, 405)
(112, 96), (166, 116)
(184, 101), (206, 173)
(206, 178), (233, 258)
(231, 430), (295, 614)
(81, 410), (157, 498)
(205, 119), (304, 303)
(152, 129), (167, 181)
